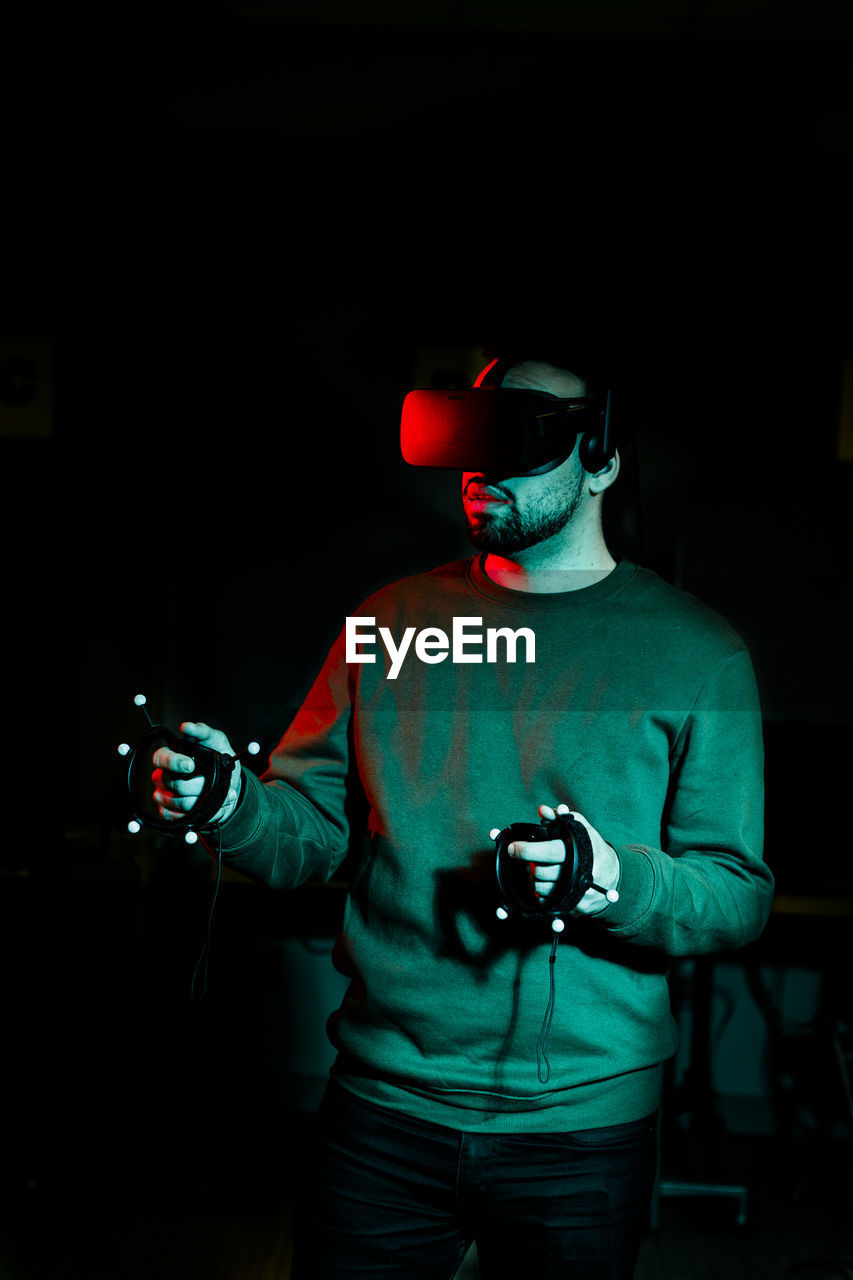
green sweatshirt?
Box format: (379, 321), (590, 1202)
(216, 556), (773, 1132)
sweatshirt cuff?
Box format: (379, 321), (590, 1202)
(598, 844), (658, 931)
(207, 768), (267, 854)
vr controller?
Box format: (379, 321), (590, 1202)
(117, 695), (259, 842)
(492, 809), (619, 932)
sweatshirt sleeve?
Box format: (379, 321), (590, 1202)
(600, 648), (774, 955)
(210, 628), (355, 889)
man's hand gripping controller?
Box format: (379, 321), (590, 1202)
(117, 695), (258, 843)
(492, 810), (619, 933)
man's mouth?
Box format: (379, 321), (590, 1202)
(464, 482), (512, 507)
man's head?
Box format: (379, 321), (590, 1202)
(500, 359), (587, 401)
(461, 360), (620, 555)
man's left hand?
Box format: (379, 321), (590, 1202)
(499, 803), (620, 915)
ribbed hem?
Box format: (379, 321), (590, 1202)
(212, 768), (265, 852)
(331, 1059), (661, 1134)
(600, 844), (659, 933)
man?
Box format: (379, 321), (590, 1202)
(153, 356), (774, 1279)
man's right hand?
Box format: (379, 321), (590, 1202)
(151, 721), (242, 827)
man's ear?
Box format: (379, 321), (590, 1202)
(587, 448), (620, 495)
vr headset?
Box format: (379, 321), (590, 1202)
(400, 355), (614, 477)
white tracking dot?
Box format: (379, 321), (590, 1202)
(606, 889), (620, 903)
(117, 743), (130, 757)
(496, 906), (509, 920)
(556, 804), (570, 814)
(489, 828), (501, 840)
(127, 820), (141, 835)
(551, 917), (566, 933)
(133, 694), (147, 707)
(247, 741), (261, 755)
(185, 830), (199, 845)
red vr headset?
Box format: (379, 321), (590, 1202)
(400, 357), (614, 477)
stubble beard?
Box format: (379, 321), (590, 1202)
(465, 472), (586, 554)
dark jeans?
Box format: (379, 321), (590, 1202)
(292, 1080), (658, 1280)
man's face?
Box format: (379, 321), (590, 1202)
(461, 361), (589, 554)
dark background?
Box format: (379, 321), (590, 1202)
(1, 0), (851, 1274)
(4, 0), (851, 856)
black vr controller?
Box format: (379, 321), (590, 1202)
(118, 695), (258, 842)
(493, 810), (619, 932)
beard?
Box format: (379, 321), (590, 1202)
(465, 470), (586, 554)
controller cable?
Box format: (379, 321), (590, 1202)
(118, 696), (259, 1002)
(190, 822), (223, 1002)
(493, 809), (619, 1083)
(536, 931), (561, 1083)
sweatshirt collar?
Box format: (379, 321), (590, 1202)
(465, 554), (638, 613)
